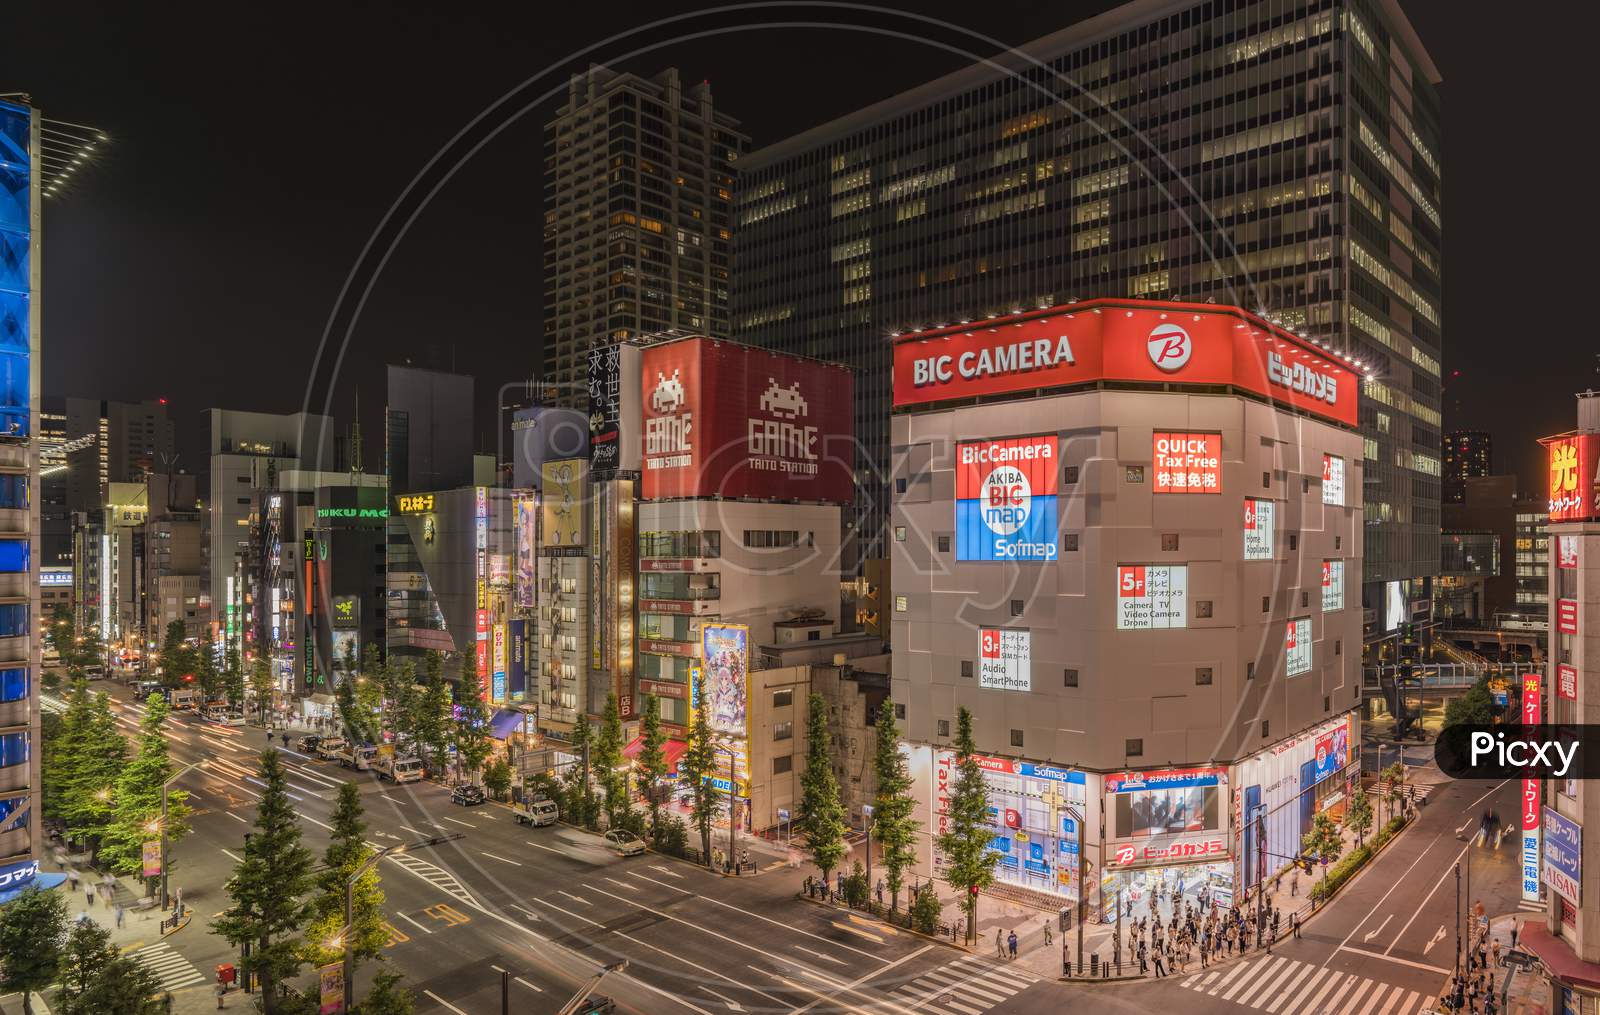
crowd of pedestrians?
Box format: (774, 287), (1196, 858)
(1109, 880), (1302, 977)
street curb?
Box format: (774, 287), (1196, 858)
(1295, 809), (1418, 933)
(160, 911), (193, 938)
(794, 892), (971, 953)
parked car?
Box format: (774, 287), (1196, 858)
(166, 688), (198, 711)
(571, 997), (616, 1015)
(450, 784), (487, 807)
(378, 755), (423, 784)
(513, 800), (560, 827)
(315, 737), (348, 761)
(338, 744), (378, 771)
(603, 830), (646, 857)
(82, 664), (106, 680)
(295, 734), (324, 754)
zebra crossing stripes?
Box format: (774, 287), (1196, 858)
(894, 955), (1038, 1015)
(127, 940), (208, 991)
(1179, 956), (1431, 1015)
(385, 850), (480, 908)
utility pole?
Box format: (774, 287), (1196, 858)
(863, 806), (875, 903)
(1454, 860), (1461, 978)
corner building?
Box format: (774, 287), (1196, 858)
(891, 299), (1363, 915)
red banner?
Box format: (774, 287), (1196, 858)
(893, 299), (1357, 427)
(1544, 433), (1600, 522)
(1559, 599), (1579, 635)
(1559, 664), (1578, 701)
(1523, 674), (1542, 834)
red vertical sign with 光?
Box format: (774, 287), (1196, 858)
(1522, 674), (1542, 903)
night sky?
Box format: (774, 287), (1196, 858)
(10, 1), (1594, 493)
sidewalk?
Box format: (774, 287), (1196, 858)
(42, 858), (228, 1014)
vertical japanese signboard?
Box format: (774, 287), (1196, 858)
(1523, 674), (1542, 904)
(1244, 499), (1274, 560)
(1285, 617), (1313, 676)
(1152, 432), (1221, 493)
(1322, 454), (1345, 506)
(1543, 807), (1582, 905)
(1559, 535), (1579, 569)
(1116, 565), (1188, 629)
(1545, 434), (1599, 522)
(978, 628), (1031, 691)
(1559, 664), (1578, 702)
(1558, 599), (1579, 635)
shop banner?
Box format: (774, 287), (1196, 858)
(1544, 807), (1582, 905)
(1559, 535), (1579, 569)
(1105, 767), (1224, 793)
(1559, 599), (1579, 635)
(1312, 725), (1349, 784)
(142, 841), (162, 879)
(1559, 664), (1578, 702)
(1523, 675), (1542, 904)
(319, 962), (344, 1015)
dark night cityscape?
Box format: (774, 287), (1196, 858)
(2, 2), (1597, 1013)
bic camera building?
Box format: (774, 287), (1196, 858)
(891, 299), (1361, 915)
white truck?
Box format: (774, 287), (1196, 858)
(512, 800), (560, 827)
(337, 744), (378, 771)
(315, 736), (348, 761)
(377, 754), (423, 784)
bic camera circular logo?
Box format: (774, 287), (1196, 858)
(1146, 322), (1193, 372)
(980, 465), (1032, 536)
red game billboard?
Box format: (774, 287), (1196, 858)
(892, 299), (1358, 427)
(640, 338), (855, 503)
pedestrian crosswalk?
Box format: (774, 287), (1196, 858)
(127, 940), (208, 992)
(1179, 955), (1431, 1014)
(892, 955), (1039, 1015)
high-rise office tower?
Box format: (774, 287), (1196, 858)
(1443, 429), (1491, 504)
(733, 0), (1443, 619)
(542, 66), (748, 404)
(40, 395), (175, 567)
(385, 365), (474, 496)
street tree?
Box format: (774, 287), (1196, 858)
(798, 693), (848, 884)
(378, 655), (414, 738)
(100, 694), (191, 889)
(48, 603), (74, 658)
(303, 783), (386, 973)
(195, 630), (222, 700)
(214, 749), (316, 1014)
(680, 677), (719, 861)
(38, 711), (65, 822)
(1345, 786), (1375, 848)
(453, 650), (492, 783)
(871, 698), (919, 912)
(73, 625), (104, 677)
(363, 967), (416, 1015)
(156, 619), (191, 688)
(1302, 810), (1344, 894)
(249, 655), (275, 725)
(938, 707), (998, 944)
(223, 648), (245, 708)
(412, 655), (453, 778)
(336, 676), (363, 744)
(0, 886), (66, 1014)
(42, 680), (91, 824)
(636, 693), (668, 840)
(55, 917), (161, 1015)
(593, 692), (627, 828)
(1380, 761), (1407, 824)
(357, 645), (385, 734)
(62, 689), (128, 846)
(563, 710), (597, 829)
(483, 758), (513, 801)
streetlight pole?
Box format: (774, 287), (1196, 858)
(160, 759), (206, 908)
(333, 834), (461, 1013)
(1453, 859), (1461, 978)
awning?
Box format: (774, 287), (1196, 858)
(489, 709), (526, 741)
(1521, 920), (1600, 989)
(0, 871), (67, 906)
(622, 736), (687, 770)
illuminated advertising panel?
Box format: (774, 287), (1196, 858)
(540, 460), (588, 548)
(1383, 581), (1405, 632)
(1545, 434), (1600, 522)
(978, 628), (1030, 692)
(1559, 599), (1579, 635)
(1559, 536), (1579, 569)
(1116, 564), (1187, 630)
(514, 495), (536, 608)
(1559, 663), (1578, 701)
(700, 624), (749, 738)
(1523, 675), (1543, 903)
(1286, 617), (1313, 676)
(1243, 499), (1274, 560)
(1152, 432), (1221, 494)
(640, 338), (855, 503)
(492, 625), (507, 703)
(1312, 725), (1349, 784)
(475, 487), (488, 681)
(1322, 454), (1345, 506)
(956, 436), (1058, 562)
(1544, 807), (1582, 905)
(588, 342), (641, 477)
(891, 300), (1357, 427)
(1321, 560), (1345, 612)
(331, 595), (358, 630)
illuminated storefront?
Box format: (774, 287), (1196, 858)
(1101, 767), (1231, 919)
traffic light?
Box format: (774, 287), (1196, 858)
(183, 674), (193, 682)
(970, 885), (980, 898)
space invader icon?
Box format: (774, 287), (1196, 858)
(651, 370), (686, 414)
(759, 377), (808, 420)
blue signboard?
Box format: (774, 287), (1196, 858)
(955, 437), (1059, 562)
(1544, 807), (1582, 903)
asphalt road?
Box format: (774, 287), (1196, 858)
(1109, 773), (1523, 1015)
(102, 682), (1063, 1015)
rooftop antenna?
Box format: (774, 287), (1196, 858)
(350, 388), (364, 477)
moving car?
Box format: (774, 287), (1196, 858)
(513, 800), (560, 827)
(200, 706), (245, 726)
(571, 997), (616, 1015)
(450, 784), (487, 807)
(378, 756), (423, 784)
(315, 737), (348, 761)
(295, 734), (324, 754)
(603, 830), (646, 857)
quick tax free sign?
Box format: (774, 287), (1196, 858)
(1153, 432), (1221, 494)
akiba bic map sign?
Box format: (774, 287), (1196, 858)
(956, 435), (1058, 561)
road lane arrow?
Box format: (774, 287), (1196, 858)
(698, 986), (745, 1012)
(1424, 926), (1447, 954)
(1363, 914), (1393, 943)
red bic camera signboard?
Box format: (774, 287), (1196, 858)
(956, 436), (1058, 562)
(892, 299), (1357, 427)
(1153, 432), (1221, 494)
(640, 338), (855, 503)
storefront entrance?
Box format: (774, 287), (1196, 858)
(1101, 860), (1234, 924)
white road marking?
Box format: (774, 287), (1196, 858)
(442, 816), (477, 828)
(556, 890), (591, 906)
(792, 945), (845, 965)
(220, 848), (243, 863)
(395, 912), (433, 934)
(525, 840), (569, 856)
(1327, 822), (1470, 968)
(648, 864), (684, 878)
(1423, 925), (1446, 954)
(1385, 844), (1465, 954)
(514, 977), (542, 993)
(602, 877), (638, 892)
(1337, 945), (1452, 975)
(1363, 913), (1393, 942)
(422, 989), (468, 1014)
(698, 985), (744, 1011)
(509, 903), (540, 921)
(480, 852), (522, 866)
(225, 812), (247, 823)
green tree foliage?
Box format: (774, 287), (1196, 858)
(42, 681), (91, 824)
(483, 758), (513, 801)
(362, 967), (416, 1015)
(195, 630), (222, 699)
(453, 650), (492, 782)
(871, 698), (919, 912)
(1345, 786), (1375, 848)
(1444, 676), (1496, 728)
(1301, 810), (1344, 893)
(48, 603), (74, 657)
(223, 648), (245, 707)
(213, 750), (316, 1014)
(681, 678), (719, 862)
(636, 693), (668, 841)
(38, 711), (65, 821)
(100, 694), (191, 887)
(798, 693), (848, 881)
(72, 625), (104, 679)
(937, 707), (998, 943)
(0, 887), (66, 1014)
(593, 692), (627, 828)
(303, 783), (386, 972)
(55, 917), (161, 1015)
(379, 655), (414, 737)
(910, 885), (944, 935)
(1380, 761), (1407, 823)
(563, 711), (598, 830)
(249, 654), (275, 725)
(412, 654), (453, 778)
(62, 689), (128, 845)
(157, 620), (191, 689)
(336, 677), (363, 744)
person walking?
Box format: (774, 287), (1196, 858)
(1292, 912), (1301, 939)
(115, 902), (125, 929)
(1007, 930), (1018, 960)
(1510, 919), (1520, 951)
(85, 885), (95, 908)
(875, 879), (884, 906)
(1153, 946), (1167, 978)
(996, 928), (1006, 959)
(1042, 918), (1053, 946)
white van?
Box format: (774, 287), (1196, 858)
(513, 800), (560, 827)
(380, 756), (423, 784)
